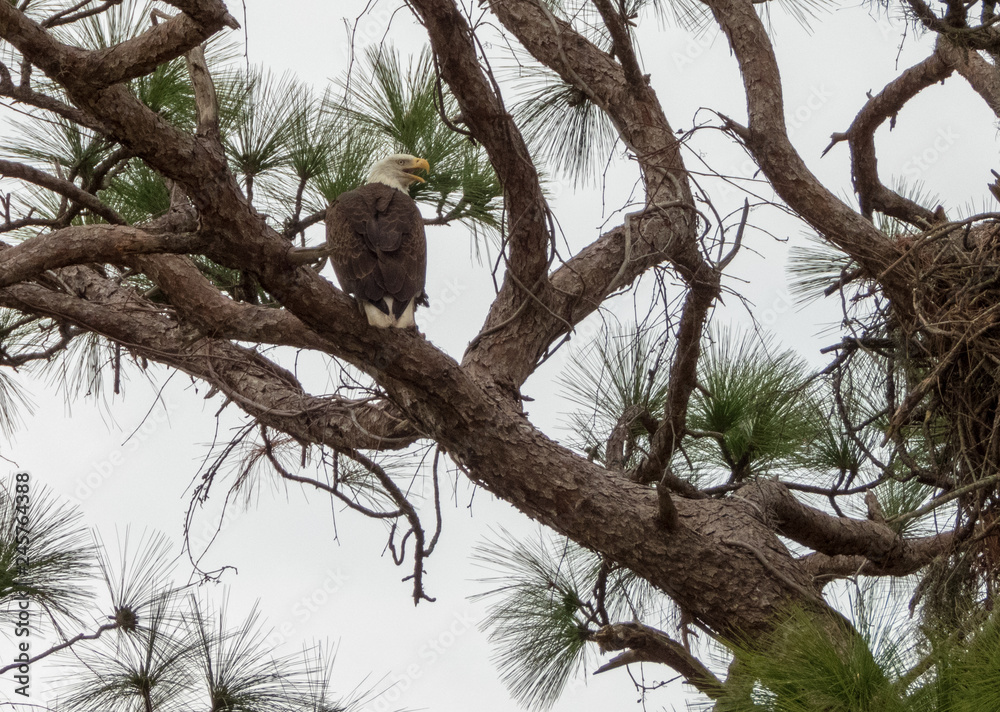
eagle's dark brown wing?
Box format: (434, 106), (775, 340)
(325, 183), (427, 320)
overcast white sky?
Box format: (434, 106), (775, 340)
(1, 1), (996, 711)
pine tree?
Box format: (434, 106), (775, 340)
(1, 0), (1000, 710)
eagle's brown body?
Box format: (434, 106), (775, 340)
(325, 156), (429, 328)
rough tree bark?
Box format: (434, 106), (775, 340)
(0, 0), (989, 703)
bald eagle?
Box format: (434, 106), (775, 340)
(326, 154), (430, 328)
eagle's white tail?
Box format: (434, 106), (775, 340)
(362, 297), (416, 329)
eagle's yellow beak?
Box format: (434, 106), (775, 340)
(407, 157), (430, 183)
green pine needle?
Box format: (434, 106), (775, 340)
(719, 607), (907, 712)
(0, 474), (96, 626)
(787, 235), (855, 305)
(101, 159), (172, 223)
(688, 327), (819, 481)
(337, 46), (503, 233)
(514, 75), (618, 188)
(472, 529), (595, 711)
(559, 322), (671, 462)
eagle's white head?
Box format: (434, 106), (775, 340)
(367, 154), (431, 192)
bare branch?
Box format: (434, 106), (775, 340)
(937, 35), (1000, 118)
(0, 159), (124, 224)
(592, 622), (723, 699)
(634, 261), (719, 484)
(836, 47), (954, 226)
(42, 0), (126, 28)
(340, 448), (435, 605)
(0, 621), (119, 675)
(704, 0), (903, 288)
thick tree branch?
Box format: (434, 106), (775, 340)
(0, 1), (229, 89)
(745, 479), (956, 575)
(0, 272), (416, 450)
(1, 257), (825, 637)
(401, 5), (549, 268)
(590, 0), (646, 91)
(486, 0), (690, 205)
(405, 0), (553, 386)
(0, 224), (204, 289)
(131, 253), (334, 347)
(0, 0), (882, 648)
(0, 6), (230, 202)
(704, 0), (906, 293)
(446, 0), (711, 399)
(161, 0), (239, 30)
(937, 35), (1000, 117)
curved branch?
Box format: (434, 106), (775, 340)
(0, 223), (203, 289)
(835, 48), (955, 226)
(12, 0), (231, 88)
(937, 35), (1000, 118)
(405, 0), (549, 276)
(42, 1), (132, 29)
(341, 447), (435, 604)
(704, 0), (905, 291)
(0, 271), (417, 451)
(405, 0), (554, 382)
(592, 622), (723, 699)
(485, 0), (690, 204)
(447, 0), (710, 394)
(745, 479), (956, 575)
(131, 252), (336, 346)
(0, 159), (124, 225)
(0, 3), (230, 202)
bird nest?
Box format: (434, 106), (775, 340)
(886, 218), (1000, 611)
